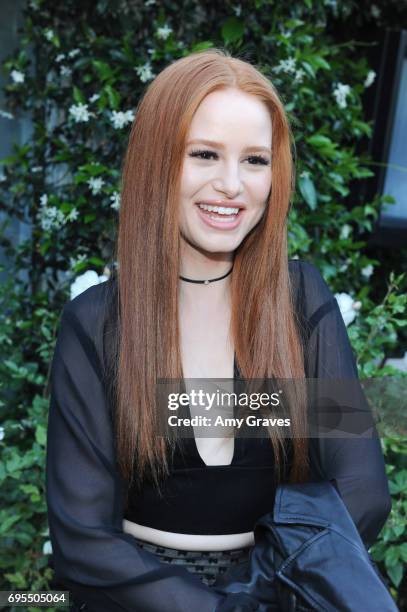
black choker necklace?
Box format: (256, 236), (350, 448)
(179, 266), (233, 285)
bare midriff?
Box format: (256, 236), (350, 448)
(122, 519), (255, 551)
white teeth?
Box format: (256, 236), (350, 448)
(198, 203), (240, 215)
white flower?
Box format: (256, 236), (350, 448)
(335, 292), (361, 326)
(42, 541), (53, 555)
(44, 29), (54, 41)
(70, 270), (108, 300)
(0, 172), (6, 183)
(87, 177), (105, 195)
(69, 103), (91, 123)
(38, 205), (66, 231)
(136, 62), (154, 83)
(0, 426), (4, 441)
(340, 224), (352, 240)
(233, 4), (242, 16)
(370, 5), (381, 18)
(145, 0), (156, 5)
(32, 166), (42, 172)
(294, 69), (305, 83)
(364, 70), (376, 88)
(110, 110), (134, 129)
(11, 70), (25, 84)
(89, 93), (100, 103)
(69, 254), (87, 269)
(274, 58), (297, 74)
(60, 65), (72, 77)
(110, 191), (121, 210)
(39, 193), (48, 207)
(68, 48), (80, 58)
(280, 29), (292, 39)
(66, 207), (79, 222)
(0, 109), (14, 119)
(55, 53), (65, 63)
(361, 264), (373, 279)
(333, 83), (351, 109)
(156, 25), (172, 40)
(339, 258), (351, 272)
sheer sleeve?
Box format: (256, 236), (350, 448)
(45, 284), (229, 612)
(293, 261), (392, 550)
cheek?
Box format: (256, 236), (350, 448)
(251, 172), (272, 206)
(179, 162), (209, 199)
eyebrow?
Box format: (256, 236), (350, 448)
(186, 138), (272, 154)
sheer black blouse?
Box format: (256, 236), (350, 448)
(45, 260), (391, 611)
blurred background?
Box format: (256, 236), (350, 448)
(0, 1), (406, 609)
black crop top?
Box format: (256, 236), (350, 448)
(45, 260), (391, 612)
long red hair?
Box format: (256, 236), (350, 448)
(112, 48), (308, 490)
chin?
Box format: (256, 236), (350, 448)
(191, 232), (243, 255)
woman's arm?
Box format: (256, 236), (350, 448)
(296, 262), (392, 549)
(46, 290), (252, 612)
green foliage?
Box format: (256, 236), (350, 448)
(371, 438), (407, 597)
(0, 0), (406, 609)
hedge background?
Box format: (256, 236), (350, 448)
(0, 1), (406, 610)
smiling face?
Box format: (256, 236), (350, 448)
(179, 87), (273, 259)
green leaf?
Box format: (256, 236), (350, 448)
(0, 513), (21, 535)
(353, 167), (374, 179)
(191, 41), (214, 52)
(307, 134), (333, 148)
(105, 85), (121, 110)
(73, 86), (85, 104)
(6, 455), (23, 473)
(221, 17), (244, 44)
(20, 484), (39, 495)
(88, 256), (105, 267)
(84, 213), (97, 223)
(385, 546), (400, 567)
(92, 60), (114, 82)
(312, 56), (331, 71)
(301, 61), (315, 79)
(386, 563), (403, 587)
(14, 532), (34, 546)
(299, 174), (317, 210)
(4, 571), (26, 589)
(35, 425), (46, 446)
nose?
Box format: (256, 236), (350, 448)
(212, 160), (243, 198)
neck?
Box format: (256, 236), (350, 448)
(179, 237), (234, 281)
(178, 239), (233, 302)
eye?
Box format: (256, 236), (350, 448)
(246, 155), (270, 166)
(188, 149), (270, 165)
(188, 149), (218, 160)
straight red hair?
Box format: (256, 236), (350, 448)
(113, 48), (308, 490)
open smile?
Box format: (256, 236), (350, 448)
(195, 202), (244, 230)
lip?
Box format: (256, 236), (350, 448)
(195, 201), (244, 231)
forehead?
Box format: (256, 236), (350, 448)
(187, 88), (272, 145)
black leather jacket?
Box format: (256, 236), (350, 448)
(214, 481), (398, 612)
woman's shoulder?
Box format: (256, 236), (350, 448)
(288, 258), (326, 283)
(62, 277), (117, 338)
(288, 259), (336, 318)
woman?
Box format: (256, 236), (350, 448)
(46, 49), (391, 611)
